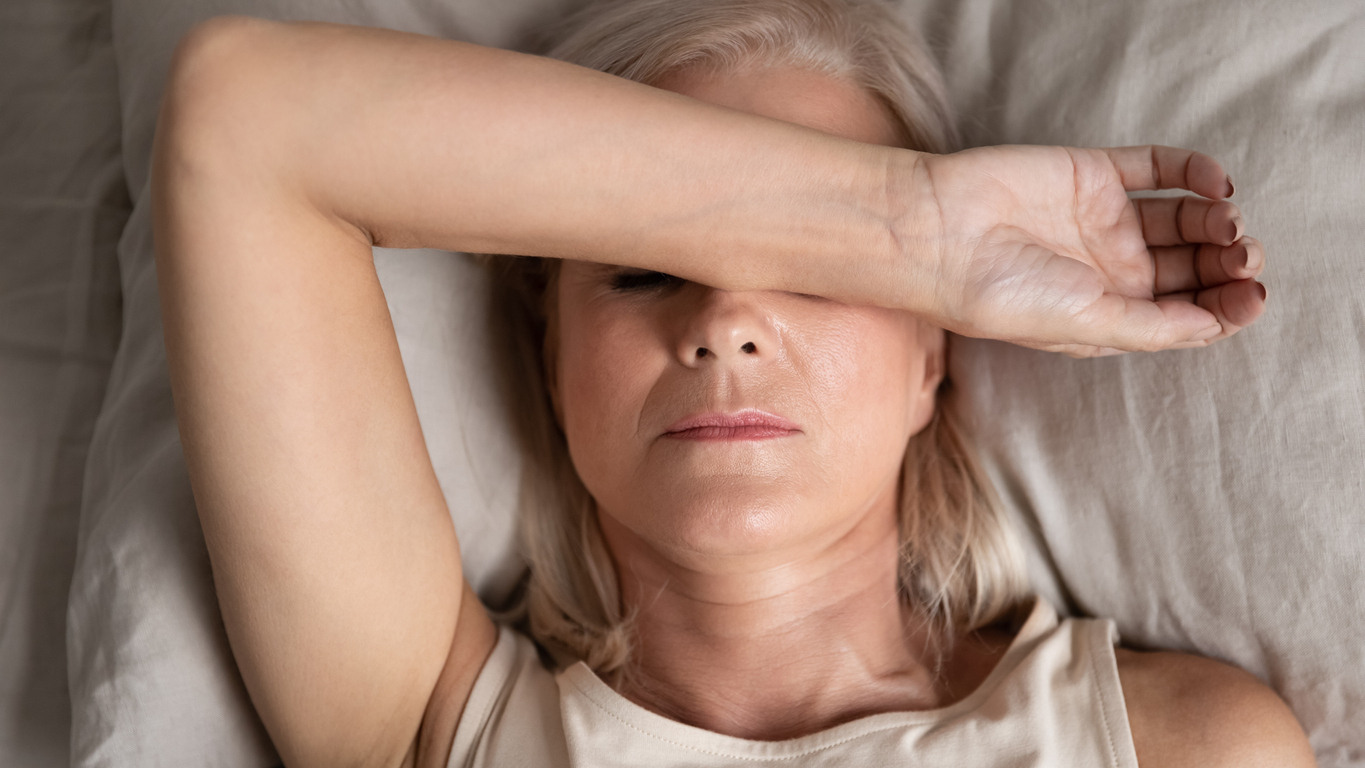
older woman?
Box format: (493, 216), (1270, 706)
(152, 0), (1303, 766)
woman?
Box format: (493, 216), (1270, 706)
(152, 0), (1305, 766)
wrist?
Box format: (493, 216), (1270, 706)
(877, 149), (946, 317)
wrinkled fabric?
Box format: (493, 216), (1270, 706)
(916, 1), (1365, 760)
(41, 0), (1365, 766)
(0, 0), (127, 766)
(448, 599), (1140, 768)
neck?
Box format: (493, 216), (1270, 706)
(600, 491), (961, 741)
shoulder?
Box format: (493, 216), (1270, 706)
(1113, 648), (1315, 768)
(425, 621), (568, 768)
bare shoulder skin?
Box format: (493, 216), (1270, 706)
(1117, 649), (1316, 767)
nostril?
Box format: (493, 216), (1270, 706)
(696, 347), (709, 358)
(741, 342), (756, 354)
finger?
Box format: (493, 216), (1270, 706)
(1134, 196), (1244, 247)
(1152, 236), (1266, 293)
(1104, 145), (1234, 199)
(1156, 279), (1267, 346)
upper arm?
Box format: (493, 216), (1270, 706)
(155, 17), (494, 767)
(1116, 648), (1316, 768)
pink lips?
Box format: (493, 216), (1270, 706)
(663, 410), (800, 441)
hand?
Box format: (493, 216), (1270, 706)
(915, 145), (1265, 356)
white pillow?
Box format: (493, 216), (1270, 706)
(70, 0), (1365, 764)
(68, 1), (542, 764)
(0, 0), (125, 765)
(914, 0), (1365, 760)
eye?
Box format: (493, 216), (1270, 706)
(609, 269), (685, 292)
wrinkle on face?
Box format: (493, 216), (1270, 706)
(557, 264), (930, 573)
(552, 61), (937, 584)
(540, 58), (979, 742)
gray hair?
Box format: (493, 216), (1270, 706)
(493, 0), (1026, 680)
(540, 0), (958, 153)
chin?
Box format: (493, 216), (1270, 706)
(632, 481), (824, 564)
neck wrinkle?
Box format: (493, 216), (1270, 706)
(603, 489), (954, 741)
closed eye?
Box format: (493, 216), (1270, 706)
(609, 269), (686, 292)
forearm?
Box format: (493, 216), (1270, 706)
(164, 15), (929, 307)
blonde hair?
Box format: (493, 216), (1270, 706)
(487, 0), (1028, 679)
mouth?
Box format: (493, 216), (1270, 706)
(662, 409), (801, 441)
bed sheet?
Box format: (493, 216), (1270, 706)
(65, 0), (1365, 765)
(913, 1), (1365, 758)
(0, 0), (127, 766)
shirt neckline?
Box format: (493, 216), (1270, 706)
(556, 595), (1057, 760)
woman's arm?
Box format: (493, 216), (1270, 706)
(156, 15), (912, 766)
(163, 17), (1262, 355)
(153, 16), (1264, 767)
(155, 19), (520, 768)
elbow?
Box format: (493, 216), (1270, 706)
(168, 15), (277, 83)
(152, 16), (374, 254)
(155, 15), (288, 178)
(151, 15), (302, 276)
(162, 15), (277, 128)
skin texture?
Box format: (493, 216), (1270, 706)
(552, 66), (983, 738)
(918, 145), (1268, 356)
(552, 65), (1313, 757)
(149, 16), (1304, 768)
(1116, 648), (1319, 768)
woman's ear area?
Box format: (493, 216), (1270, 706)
(908, 322), (947, 432)
(920, 323), (947, 395)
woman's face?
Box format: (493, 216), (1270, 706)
(552, 64), (945, 568)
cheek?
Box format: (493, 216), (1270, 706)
(802, 312), (925, 461)
(555, 304), (659, 495)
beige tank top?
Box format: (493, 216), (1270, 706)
(447, 596), (1140, 767)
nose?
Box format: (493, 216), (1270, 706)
(675, 287), (781, 367)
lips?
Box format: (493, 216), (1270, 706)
(663, 409), (800, 441)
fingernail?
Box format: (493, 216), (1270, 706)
(1225, 175), (1235, 198)
(1192, 324), (1222, 342)
(1244, 238), (1263, 271)
(1227, 215), (1244, 243)
(1257, 282), (1267, 301)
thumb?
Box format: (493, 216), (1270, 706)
(1073, 293), (1223, 352)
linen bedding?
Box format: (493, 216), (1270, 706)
(0, 0), (126, 764)
(0, 0), (1360, 765)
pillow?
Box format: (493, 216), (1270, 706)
(70, 0), (1364, 765)
(0, 0), (125, 765)
(912, 0), (1365, 760)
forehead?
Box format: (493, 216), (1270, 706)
(651, 63), (904, 148)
